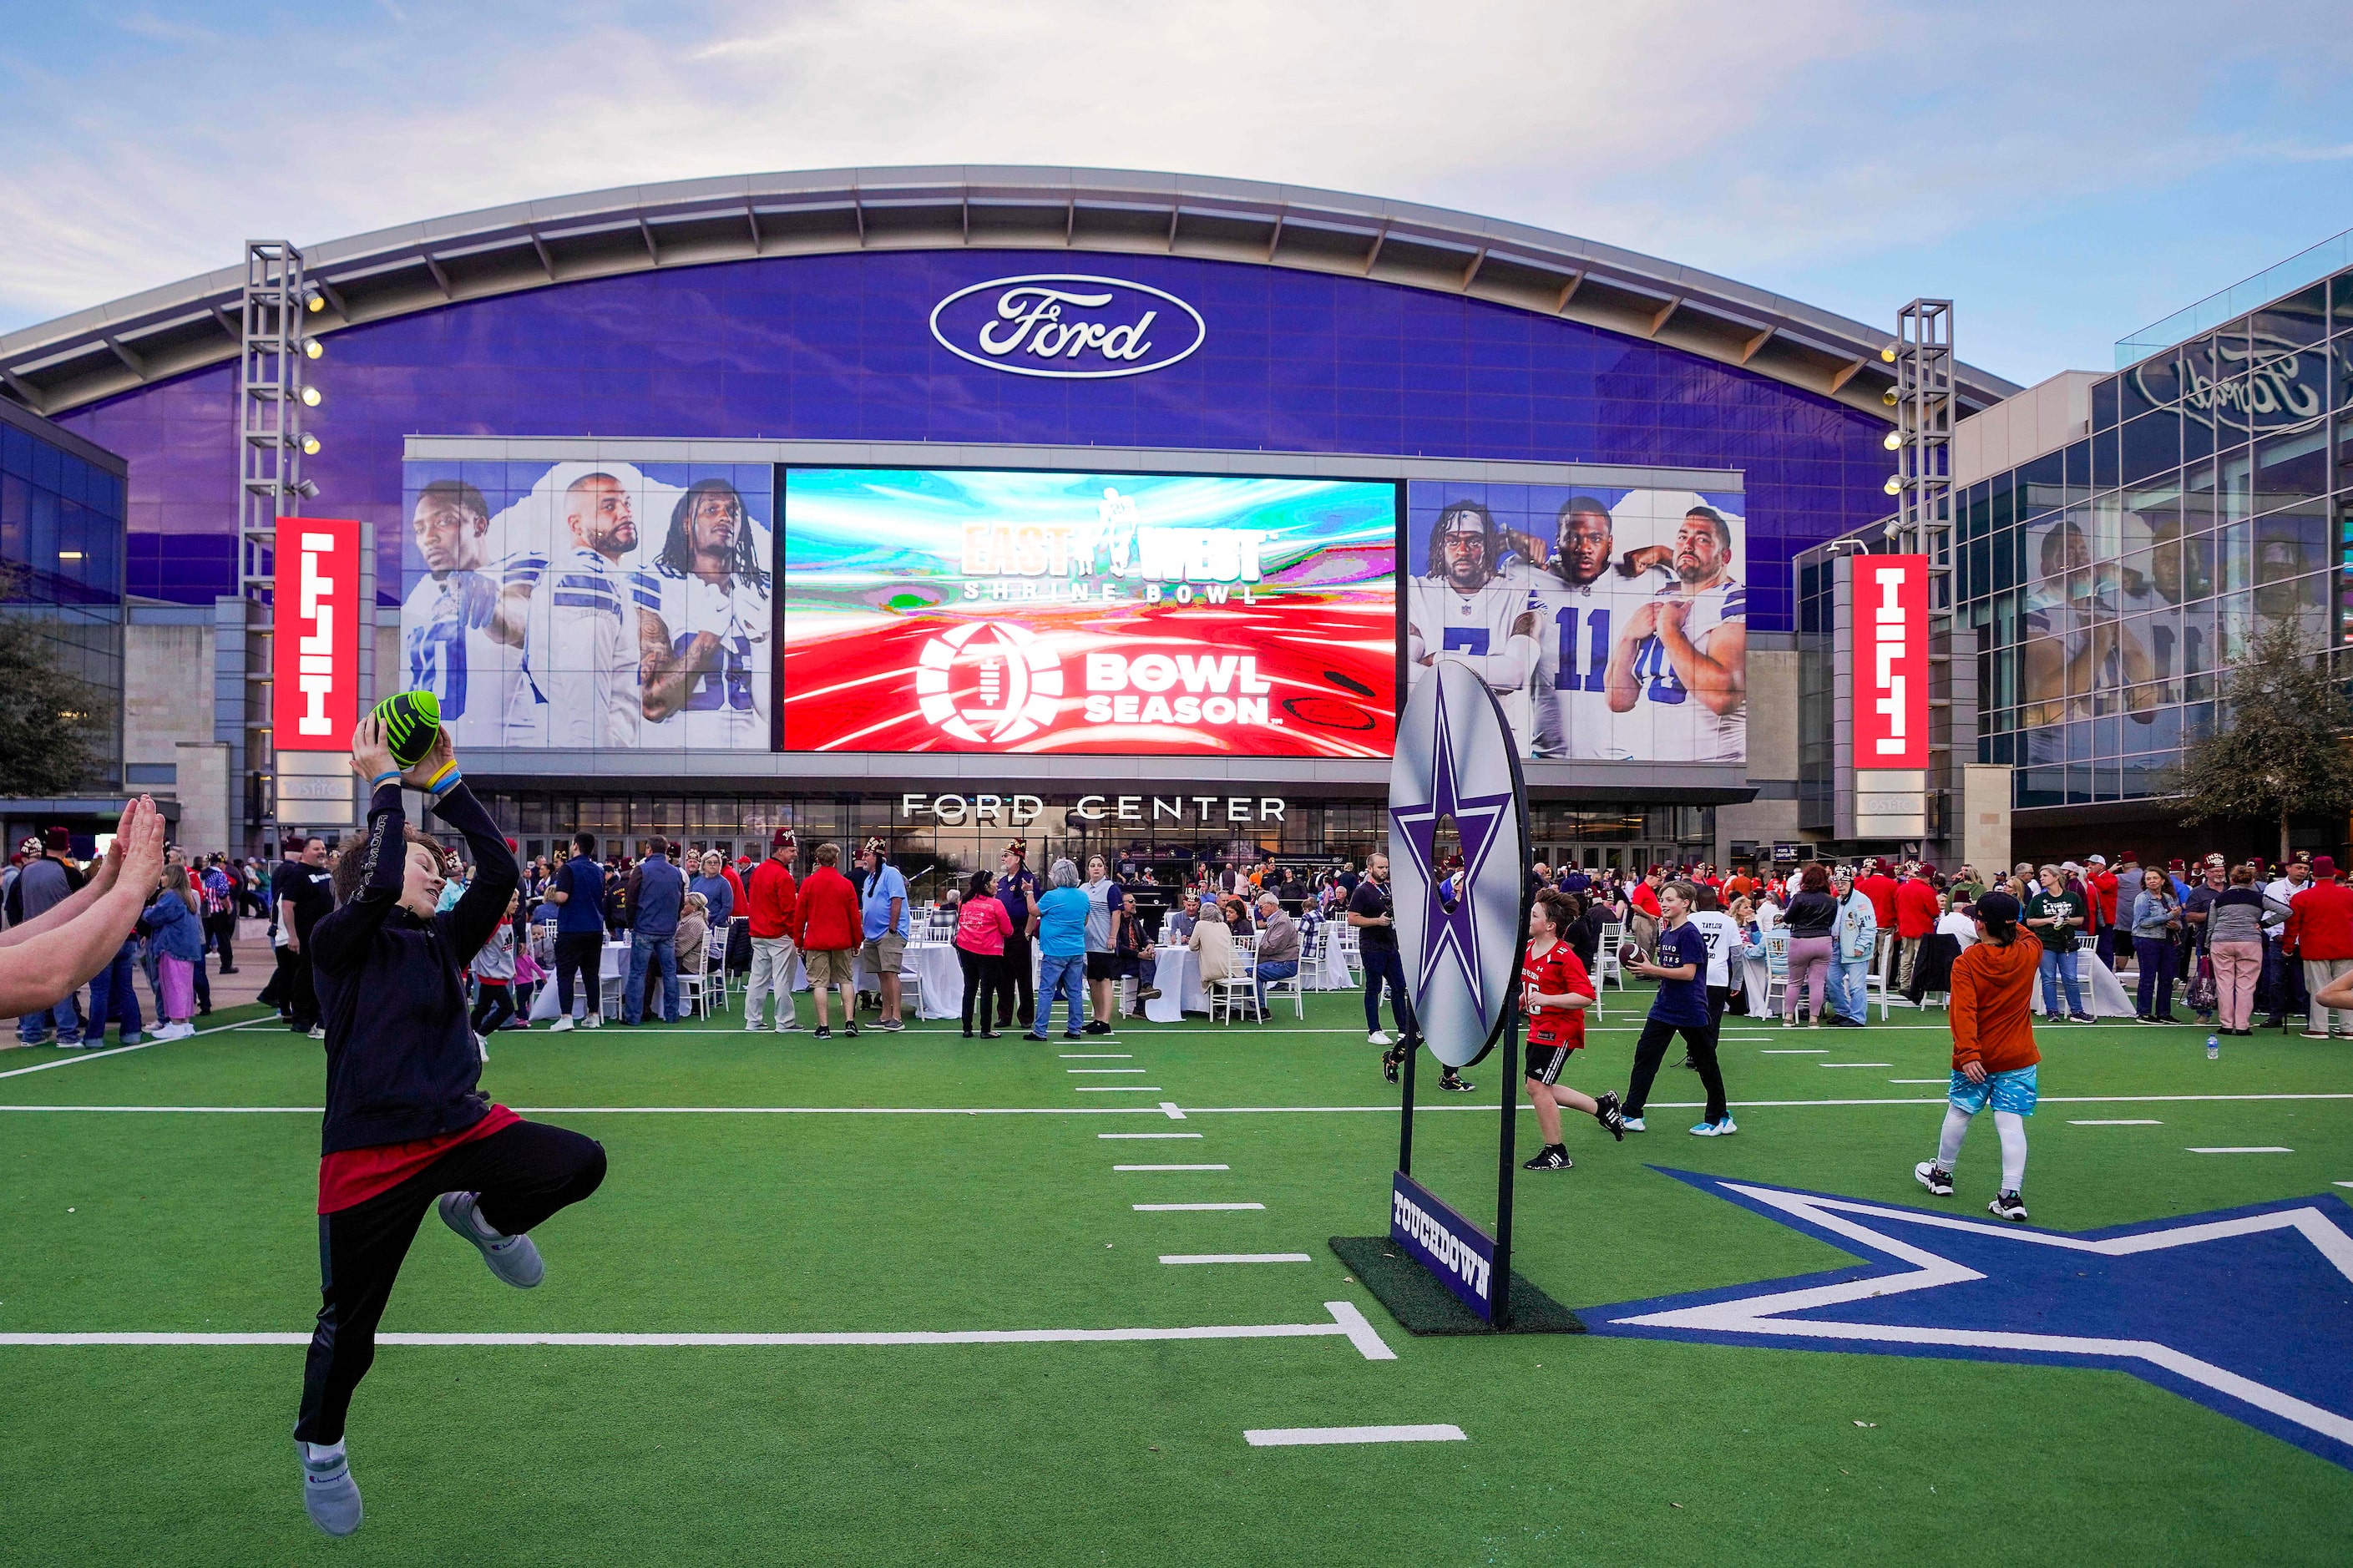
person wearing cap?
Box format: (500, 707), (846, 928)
(1915, 888), (2041, 1222)
(855, 838), (910, 1032)
(2261, 857), (2311, 1028)
(2179, 857), (2231, 1026)
(2285, 855), (2353, 1038)
(796, 843), (863, 1039)
(2082, 854), (2119, 970)
(1825, 865), (1877, 1027)
(2023, 865), (2093, 1023)
(993, 840), (1040, 1032)
(1895, 863), (1940, 991)
(743, 829), (801, 1034)
(544, 832), (607, 1031)
(8, 826), (89, 1045)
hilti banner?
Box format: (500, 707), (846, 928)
(1854, 554), (1929, 769)
(273, 518), (364, 751)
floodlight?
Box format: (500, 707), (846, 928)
(1883, 431), (1902, 451)
(1883, 475), (1902, 496)
(301, 433), (321, 455)
(300, 385), (321, 407)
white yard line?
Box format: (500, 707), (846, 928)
(1100, 1132), (1203, 1140)
(2071, 1119), (2163, 1125)
(0, 1302), (1394, 1360)
(1067, 1069), (1148, 1074)
(0, 1017), (271, 1080)
(1060, 1055), (1132, 1060)
(1075, 1086), (1164, 1093)
(1246, 1424), (1463, 1447)
(1888, 1079), (1949, 1084)
(1760, 1049), (1827, 1055)
(1134, 1202), (1264, 1211)
(1817, 1063), (1892, 1069)
(2187, 1146), (2294, 1154)
(1116, 1164), (1228, 1171)
(1161, 1253), (1310, 1265)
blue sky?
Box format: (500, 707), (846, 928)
(4, 1), (2351, 385)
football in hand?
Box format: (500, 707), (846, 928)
(371, 690), (442, 768)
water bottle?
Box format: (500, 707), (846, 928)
(2206, 1032), (2220, 1061)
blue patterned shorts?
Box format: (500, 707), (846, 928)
(1948, 1064), (2037, 1116)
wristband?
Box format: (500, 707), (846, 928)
(369, 771), (400, 791)
(425, 761), (461, 796)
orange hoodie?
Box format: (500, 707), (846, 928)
(1949, 931), (2043, 1075)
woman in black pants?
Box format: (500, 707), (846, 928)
(291, 717), (606, 1538)
(954, 868), (1014, 1038)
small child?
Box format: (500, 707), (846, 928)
(1520, 889), (1627, 1170)
(1915, 889), (2042, 1222)
(469, 892), (521, 1039)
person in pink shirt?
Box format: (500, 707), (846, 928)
(953, 868), (1015, 1039)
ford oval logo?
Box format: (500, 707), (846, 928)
(929, 274), (1206, 380)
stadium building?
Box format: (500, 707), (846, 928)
(0, 167), (2019, 879)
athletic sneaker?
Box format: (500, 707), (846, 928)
(297, 1439), (362, 1536)
(1620, 1116), (1647, 1133)
(813, 1025), (833, 1039)
(1594, 1090), (1627, 1141)
(1084, 1020), (1113, 1036)
(2067, 1013), (2097, 1024)
(1380, 1044), (1405, 1084)
(584, 1014), (603, 1030)
(1914, 1161), (1954, 1196)
(307, 1025), (326, 1040)
(1989, 1191), (2030, 1222)
(844, 1020), (861, 1039)
(1022, 1031), (1050, 1042)
(1688, 1118), (1732, 1136)
(1830, 1016), (1865, 1028)
(550, 1016), (574, 1033)
(437, 1191), (544, 1288)
(1521, 1145), (1572, 1171)
(1438, 1073), (1476, 1094)
(2303, 1030), (2332, 1039)
(1368, 1030), (1393, 1047)
(1063, 1030), (1085, 1041)
(878, 1019), (904, 1033)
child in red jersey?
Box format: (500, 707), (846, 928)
(1521, 889), (1627, 1170)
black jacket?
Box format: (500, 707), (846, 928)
(310, 781), (519, 1155)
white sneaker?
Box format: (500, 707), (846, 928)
(437, 1191), (544, 1288)
(1369, 1030), (1393, 1046)
(775, 1019), (801, 1032)
(298, 1439), (362, 1536)
(584, 1014), (603, 1030)
(308, 1025), (326, 1040)
(549, 1015), (574, 1034)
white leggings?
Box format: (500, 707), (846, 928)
(1936, 1104), (2027, 1191)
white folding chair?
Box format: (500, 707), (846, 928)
(1212, 957), (1259, 1024)
(1596, 922), (1626, 989)
(676, 941), (713, 1019)
(1262, 961), (1307, 1019)
(1864, 939), (1895, 1020)
(1761, 928), (1793, 1017)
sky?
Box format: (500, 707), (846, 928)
(4, 1), (2352, 385)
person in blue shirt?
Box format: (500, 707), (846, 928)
(856, 837), (912, 1032)
(1617, 878), (1736, 1136)
(545, 833), (609, 1030)
(1025, 858), (1092, 1041)
(689, 850), (735, 929)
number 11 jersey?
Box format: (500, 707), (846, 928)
(1529, 566), (1669, 759)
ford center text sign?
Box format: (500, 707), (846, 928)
(272, 518), (364, 751)
(1855, 554), (1929, 768)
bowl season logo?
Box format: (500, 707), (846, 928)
(914, 620), (1065, 744)
(929, 275), (1207, 380)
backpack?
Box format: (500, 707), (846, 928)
(2185, 944), (2217, 1014)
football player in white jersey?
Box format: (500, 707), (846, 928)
(399, 480), (533, 748)
(510, 472), (654, 749)
(644, 478), (773, 746)
(1606, 506), (1747, 762)
(1405, 500), (1541, 750)
(1527, 494), (1672, 760)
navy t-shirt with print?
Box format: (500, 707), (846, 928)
(1647, 919), (1713, 1029)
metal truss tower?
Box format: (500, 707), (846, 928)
(233, 241), (311, 847)
(1885, 299), (1954, 604)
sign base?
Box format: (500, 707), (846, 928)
(1328, 1236), (1586, 1337)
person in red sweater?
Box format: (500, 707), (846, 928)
(1627, 867), (1665, 953)
(794, 842), (863, 1039)
(744, 828), (800, 1034)
(1894, 866), (1941, 989)
(1855, 859), (1899, 929)
(1915, 889), (2042, 1222)
(2082, 854), (2120, 969)
(2286, 855), (2353, 1038)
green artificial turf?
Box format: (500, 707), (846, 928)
(2, 991), (2350, 1565)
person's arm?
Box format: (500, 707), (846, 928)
(2316, 965), (2353, 1014)
(1652, 600), (1746, 717)
(889, 893), (904, 934)
(436, 774), (521, 968)
(1949, 951), (1984, 1079)
(0, 801), (141, 950)
(640, 606), (722, 722)
(278, 893), (302, 950)
(0, 800), (166, 1014)
(1604, 601), (1660, 713)
(548, 865), (570, 905)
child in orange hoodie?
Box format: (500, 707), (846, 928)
(1916, 889), (2043, 1222)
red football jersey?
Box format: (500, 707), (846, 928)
(1521, 939), (1594, 1051)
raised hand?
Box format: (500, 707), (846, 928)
(117, 796), (165, 897)
(400, 725), (458, 792)
(350, 714), (396, 784)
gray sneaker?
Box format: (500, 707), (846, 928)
(437, 1191), (544, 1288)
(297, 1439), (363, 1536)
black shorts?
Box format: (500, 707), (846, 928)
(1085, 952), (1121, 982)
(1525, 1041), (1577, 1085)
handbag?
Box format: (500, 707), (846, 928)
(2185, 943), (2218, 1014)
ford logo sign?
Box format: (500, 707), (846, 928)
(929, 274), (1206, 380)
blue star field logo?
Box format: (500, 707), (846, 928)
(1388, 686), (1512, 1015)
(1583, 1171), (2353, 1469)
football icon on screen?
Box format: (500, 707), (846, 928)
(372, 690), (442, 767)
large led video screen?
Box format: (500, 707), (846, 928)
(781, 467), (1396, 756)
(1405, 482), (1748, 763)
(399, 459), (777, 751)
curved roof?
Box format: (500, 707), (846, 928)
(0, 164), (2019, 419)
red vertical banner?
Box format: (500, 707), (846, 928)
(1852, 554), (1929, 768)
(272, 518), (365, 752)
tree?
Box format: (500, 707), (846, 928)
(2174, 622), (2353, 861)
(0, 566), (111, 798)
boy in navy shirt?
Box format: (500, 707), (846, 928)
(1617, 879), (1736, 1136)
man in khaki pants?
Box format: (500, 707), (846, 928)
(744, 828), (800, 1033)
(2286, 854), (2353, 1039)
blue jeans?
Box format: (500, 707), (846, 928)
(2039, 946), (2083, 1017)
(18, 990), (83, 1045)
(1252, 959), (1298, 1016)
(2133, 935), (2177, 1018)
(625, 930), (679, 1024)
(84, 949), (144, 1042)
(1826, 957), (1870, 1021)
(1035, 953), (1086, 1035)
(1361, 944), (1417, 1037)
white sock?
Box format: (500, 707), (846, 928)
(303, 1439), (347, 1466)
(1995, 1110), (2028, 1192)
(463, 1196), (505, 1240)
(1935, 1105), (1972, 1170)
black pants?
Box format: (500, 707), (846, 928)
(958, 947), (1004, 1033)
(276, 945), (317, 1030)
(471, 982), (516, 1035)
(206, 912), (237, 972)
(995, 938), (1035, 1028)
(1361, 944), (1419, 1038)
(553, 932), (603, 1016)
(295, 1120), (606, 1445)
(1624, 1016), (1728, 1124)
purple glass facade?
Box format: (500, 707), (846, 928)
(58, 249), (1886, 630)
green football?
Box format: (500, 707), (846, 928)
(372, 690), (442, 767)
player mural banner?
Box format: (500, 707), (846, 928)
(779, 466), (1396, 756)
(398, 460), (776, 751)
(1404, 482), (1748, 763)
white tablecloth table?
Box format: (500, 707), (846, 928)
(1307, 927), (1354, 990)
(2037, 953), (2136, 1019)
(783, 941), (964, 1021)
(526, 938), (631, 1022)
(1144, 945), (1213, 1021)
